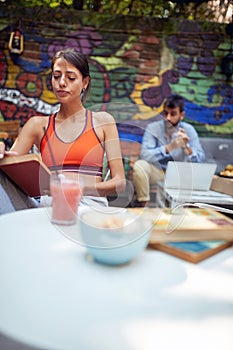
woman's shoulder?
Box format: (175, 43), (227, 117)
(21, 116), (51, 138)
(91, 110), (116, 126)
(26, 115), (50, 127)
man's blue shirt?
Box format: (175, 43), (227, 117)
(140, 120), (205, 170)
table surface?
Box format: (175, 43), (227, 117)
(0, 207), (233, 350)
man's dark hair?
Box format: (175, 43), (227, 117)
(164, 94), (184, 112)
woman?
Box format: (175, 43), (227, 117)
(0, 48), (126, 212)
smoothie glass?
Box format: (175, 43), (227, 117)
(50, 171), (82, 225)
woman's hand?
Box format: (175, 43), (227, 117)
(0, 141), (18, 159)
(0, 141), (6, 159)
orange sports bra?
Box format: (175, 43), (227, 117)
(40, 110), (104, 176)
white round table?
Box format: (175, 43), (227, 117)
(0, 208), (233, 350)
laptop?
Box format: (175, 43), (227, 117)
(164, 161), (217, 191)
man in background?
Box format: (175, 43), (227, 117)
(133, 94), (205, 207)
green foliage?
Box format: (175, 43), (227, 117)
(97, 0), (173, 17)
(3, 0), (73, 8)
(2, 0), (232, 22)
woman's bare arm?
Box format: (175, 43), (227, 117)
(83, 112), (126, 197)
(10, 117), (48, 155)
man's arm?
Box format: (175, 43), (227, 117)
(182, 123), (205, 163)
(140, 122), (172, 167)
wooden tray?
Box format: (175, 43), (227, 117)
(128, 207), (233, 263)
(149, 241), (232, 263)
(128, 207), (233, 242)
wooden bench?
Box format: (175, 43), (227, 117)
(0, 132), (9, 139)
(0, 120), (21, 140)
(0, 120), (21, 149)
(106, 140), (157, 207)
(120, 139), (157, 191)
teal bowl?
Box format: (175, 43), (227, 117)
(79, 208), (152, 265)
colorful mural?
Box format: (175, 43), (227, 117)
(0, 16), (233, 137)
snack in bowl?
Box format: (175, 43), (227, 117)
(220, 164), (233, 177)
(79, 208), (152, 265)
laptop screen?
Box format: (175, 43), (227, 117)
(164, 161), (217, 191)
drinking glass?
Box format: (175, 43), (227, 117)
(50, 171), (82, 225)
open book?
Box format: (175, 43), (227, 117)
(0, 153), (51, 197)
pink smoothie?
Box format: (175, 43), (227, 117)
(50, 179), (81, 225)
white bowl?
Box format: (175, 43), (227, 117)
(79, 208), (152, 265)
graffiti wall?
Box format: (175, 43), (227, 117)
(0, 8), (233, 137)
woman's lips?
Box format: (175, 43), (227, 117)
(56, 90), (69, 97)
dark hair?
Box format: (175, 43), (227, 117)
(51, 48), (91, 101)
(164, 94), (184, 112)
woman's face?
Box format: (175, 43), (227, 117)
(52, 58), (89, 104)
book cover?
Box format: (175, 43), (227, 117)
(0, 154), (51, 197)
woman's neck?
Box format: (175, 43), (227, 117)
(57, 104), (86, 121)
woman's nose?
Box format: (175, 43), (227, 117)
(59, 76), (66, 86)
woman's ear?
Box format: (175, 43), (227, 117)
(83, 76), (90, 90)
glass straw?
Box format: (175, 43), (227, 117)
(43, 126), (59, 179)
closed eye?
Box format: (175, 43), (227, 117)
(53, 75), (76, 81)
